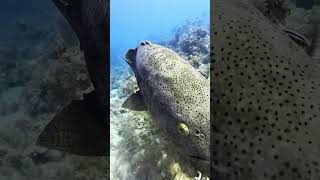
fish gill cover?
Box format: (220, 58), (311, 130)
(110, 0), (210, 179)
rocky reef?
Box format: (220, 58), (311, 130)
(167, 19), (210, 78)
(110, 19), (210, 179)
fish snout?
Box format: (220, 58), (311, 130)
(139, 41), (152, 46)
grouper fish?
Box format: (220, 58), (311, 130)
(211, 0), (320, 179)
(123, 41), (210, 169)
(36, 0), (109, 156)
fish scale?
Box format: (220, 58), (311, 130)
(211, 0), (320, 180)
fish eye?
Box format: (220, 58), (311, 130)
(177, 123), (190, 136)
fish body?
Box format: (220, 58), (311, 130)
(211, 0), (320, 179)
(123, 42), (210, 165)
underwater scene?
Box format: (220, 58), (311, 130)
(0, 0), (320, 179)
(110, 0), (210, 179)
(0, 0), (107, 179)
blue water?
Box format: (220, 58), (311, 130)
(110, 0), (210, 72)
(0, 1), (57, 40)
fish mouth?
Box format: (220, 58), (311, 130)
(189, 155), (210, 162)
(123, 41), (152, 64)
(124, 48), (137, 64)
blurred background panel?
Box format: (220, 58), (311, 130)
(0, 0), (108, 179)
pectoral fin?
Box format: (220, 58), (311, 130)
(122, 90), (147, 111)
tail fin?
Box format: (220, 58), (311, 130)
(36, 91), (108, 156)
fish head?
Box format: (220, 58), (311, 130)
(123, 41), (160, 82)
(123, 41), (152, 69)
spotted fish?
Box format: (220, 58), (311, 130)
(123, 41), (210, 170)
(211, 0), (320, 179)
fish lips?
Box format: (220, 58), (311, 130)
(124, 41), (153, 64)
(188, 154), (210, 173)
(189, 154), (210, 162)
(124, 48), (137, 65)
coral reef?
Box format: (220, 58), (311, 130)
(110, 19), (210, 179)
(167, 19), (210, 77)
